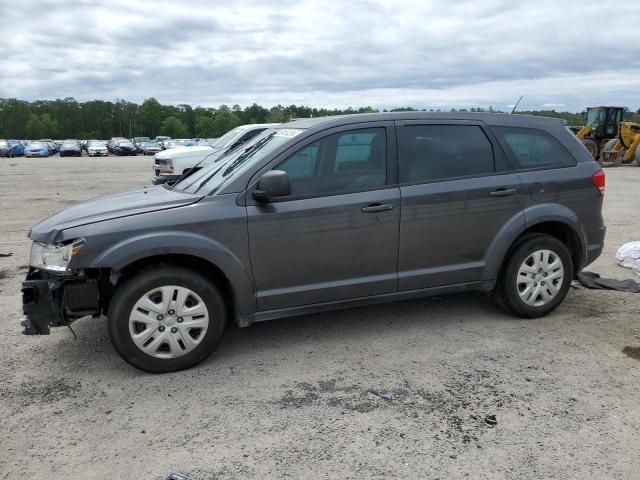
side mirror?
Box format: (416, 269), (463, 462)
(253, 170), (291, 204)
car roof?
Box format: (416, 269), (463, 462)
(280, 112), (565, 131)
(237, 123), (280, 131)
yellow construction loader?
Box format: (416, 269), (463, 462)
(574, 106), (640, 167)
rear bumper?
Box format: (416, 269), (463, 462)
(584, 225), (606, 269)
(21, 269), (101, 335)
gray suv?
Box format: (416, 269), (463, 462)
(21, 113), (606, 372)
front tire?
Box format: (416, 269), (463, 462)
(108, 266), (227, 372)
(495, 234), (573, 318)
(599, 138), (623, 167)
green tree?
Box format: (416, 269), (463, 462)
(25, 114), (44, 139)
(211, 106), (242, 137)
(160, 115), (188, 138)
(39, 113), (60, 138)
(195, 115), (217, 137)
(136, 98), (164, 137)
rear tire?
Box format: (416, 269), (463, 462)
(635, 148), (640, 166)
(108, 266), (227, 373)
(495, 233), (573, 318)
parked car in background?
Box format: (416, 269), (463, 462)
(24, 141), (51, 157)
(107, 137), (127, 154)
(152, 123), (277, 184)
(20, 112), (607, 372)
(141, 141), (162, 155)
(0, 139), (25, 157)
(155, 136), (171, 149)
(86, 140), (109, 157)
(112, 139), (137, 156)
(59, 140), (82, 157)
(39, 139), (58, 154)
(199, 138), (219, 147)
(164, 139), (198, 149)
(133, 137), (151, 153)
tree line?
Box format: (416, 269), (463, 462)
(1, 97), (639, 140)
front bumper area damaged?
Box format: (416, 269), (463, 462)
(21, 269), (101, 335)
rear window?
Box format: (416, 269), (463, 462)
(398, 125), (494, 183)
(493, 126), (576, 169)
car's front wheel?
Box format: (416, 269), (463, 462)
(496, 233), (573, 318)
(108, 266), (227, 372)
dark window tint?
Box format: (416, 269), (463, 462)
(276, 128), (386, 198)
(278, 144), (319, 180)
(398, 125), (494, 183)
(493, 127), (576, 169)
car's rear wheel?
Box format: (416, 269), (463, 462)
(495, 233), (573, 318)
(108, 266), (227, 372)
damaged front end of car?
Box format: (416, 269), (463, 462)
(20, 238), (112, 335)
(21, 268), (104, 334)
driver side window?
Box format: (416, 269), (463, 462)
(276, 128), (387, 198)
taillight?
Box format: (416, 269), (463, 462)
(592, 169), (605, 196)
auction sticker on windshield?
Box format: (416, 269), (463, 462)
(274, 129), (303, 138)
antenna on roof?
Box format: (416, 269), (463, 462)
(511, 96), (523, 114)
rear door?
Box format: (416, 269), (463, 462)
(247, 122), (401, 311)
(396, 120), (525, 290)
(492, 125), (601, 240)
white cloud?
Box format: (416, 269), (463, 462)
(1, 0), (639, 112)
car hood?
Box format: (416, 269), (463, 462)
(29, 186), (204, 243)
(155, 145), (213, 159)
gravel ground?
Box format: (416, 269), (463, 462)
(0, 155), (639, 480)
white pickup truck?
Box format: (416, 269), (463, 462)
(152, 123), (279, 185)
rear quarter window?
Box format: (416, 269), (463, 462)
(493, 126), (577, 169)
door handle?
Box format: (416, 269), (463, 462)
(361, 203), (394, 213)
(489, 188), (517, 197)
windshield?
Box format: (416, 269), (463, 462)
(0, 140), (8, 147)
(587, 108), (604, 126)
(172, 128), (303, 195)
(212, 127), (247, 149)
(29, 142), (46, 147)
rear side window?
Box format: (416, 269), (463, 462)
(398, 125), (494, 183)
(493, 126), (576, 169)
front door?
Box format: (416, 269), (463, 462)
(247, 124), (401, 311)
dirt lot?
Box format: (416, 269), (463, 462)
(1, 155), (639, 480)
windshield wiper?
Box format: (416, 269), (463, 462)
(193, 133), (275, 194)
(169, 142), (243, 189)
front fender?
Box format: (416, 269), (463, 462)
(88, 231), (256, 316)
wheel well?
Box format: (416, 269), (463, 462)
(105, 254), (236, 321)
(508, 222), (582, 276)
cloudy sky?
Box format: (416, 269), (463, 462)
(2, 0), (639, 112)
